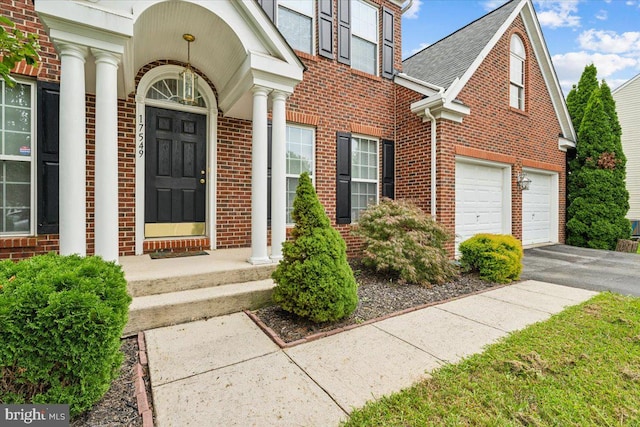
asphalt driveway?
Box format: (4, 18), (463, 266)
(522, 244), (640, 296)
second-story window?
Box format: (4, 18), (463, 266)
(278, 0), (314, 54)
(351, 0), (378, 75)
(510, 34), (525, 110)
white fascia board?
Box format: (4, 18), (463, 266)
(558, 136), (575, 152)
(521, 1), (577, 142)
(218, 50), (301, 114)
(612, 71), (640, 94)
(410, 94), (470, 123)
(234, 0), (305, 72)
(394, 73), (442, 97)
(36, 1), (133, 40)
(445, 0), (526, 101)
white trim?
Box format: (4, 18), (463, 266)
(285, 123), (316, 226)
(394, 73), (443, 97)
(277, 0), (316, 56)
(351, 134), (379, 222)
(134, 64), (218, 254)
(522, 168), (559, 247)
(0, 79), (36, 237)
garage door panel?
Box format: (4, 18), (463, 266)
(456, 161), (509, 249)
(522, 171), (556, 246)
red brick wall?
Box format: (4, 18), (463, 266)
(397, 16), (567, 255)
(0, 0), (402, 260)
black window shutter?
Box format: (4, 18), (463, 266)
(382, 7), (395, 79)
(337, 0), (351, 65)
(382, 139), (395, 199)
(37, 81), (60, 234)
(336, 132), (351, 224)
(267, 121), (272, 225)
(258, 0), (277, 23)
(318, 0), (334, 59)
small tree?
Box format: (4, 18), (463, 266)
(271, 172), (358, 323)
(0, 17), (39, 86)
(352, 198), (458, 285)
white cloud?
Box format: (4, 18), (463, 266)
(533, 0), (581, 28)
(552, 51), (638, 93)
(407, 42), (430, 57)
(482, 0), (508, 11)
(402, 0), (423, 19)
(595, 9), (607, 20)
(578, 29), (640, 54)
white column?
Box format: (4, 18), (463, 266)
(270, 91), (287, 261)
(93, 50), (120, 262)
(58, 43), (88, 256)
(248, 86), (271, 264)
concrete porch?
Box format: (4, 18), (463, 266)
(120, 247), (278, 336)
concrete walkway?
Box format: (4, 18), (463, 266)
(144, 280), (597, 426)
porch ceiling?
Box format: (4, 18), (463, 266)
(132, 1), (246, 101)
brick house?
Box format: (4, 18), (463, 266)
(397, 0), (575, 253)
(0, 0), (573, 262)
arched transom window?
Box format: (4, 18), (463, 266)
(510, 34), (525, 110)
(146, 78), (206, 108)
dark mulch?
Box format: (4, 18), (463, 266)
(254, 260), (500, 343)
(71, 337), (143, 427)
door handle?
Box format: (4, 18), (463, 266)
(200, 178), (206, 184)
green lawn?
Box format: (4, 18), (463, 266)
(345, 293), (640, 426)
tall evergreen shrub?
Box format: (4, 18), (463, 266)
(271, 172), (358, 323)
(566, 85), (630, 249)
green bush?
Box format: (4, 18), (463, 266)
(0, 253), (131, 417)
(272, 172), (358, 323)
(352, 198), (458, 285)
(459, 234), (523, 284)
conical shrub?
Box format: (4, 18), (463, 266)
(271, 172), (358, 323)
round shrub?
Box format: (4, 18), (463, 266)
(272, 172), (358, 323)
(352, 198), (458, 285)
(0, 253), (131, 417)
(459, 234), (523, 283)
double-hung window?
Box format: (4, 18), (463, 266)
(351, 136), (378, 221)
(351, 0), (378, 75)
(1, 80), (34, 235)
(510, 34), (525, 110)
(278, 0), (314, 55)
(286, 124), (315, 223)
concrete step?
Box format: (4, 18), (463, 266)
(127, 263), (277, 297)
(124, 279), (275, 336)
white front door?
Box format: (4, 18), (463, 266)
(455, 160), (511, 250)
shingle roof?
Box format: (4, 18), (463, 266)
(402, 0), (521, 90)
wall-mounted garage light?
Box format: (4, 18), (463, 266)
(517, 172), (532, 191)
(179, 34), (198, 105)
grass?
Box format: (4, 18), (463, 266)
(344, 293), (640, 426)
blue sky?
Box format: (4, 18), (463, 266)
(401, 0), (640, 95)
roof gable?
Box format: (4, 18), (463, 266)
(401, 0), (576, 142)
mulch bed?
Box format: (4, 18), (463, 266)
(252, 260), (501, 344)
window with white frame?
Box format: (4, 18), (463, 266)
(510, 34), (525, 110)
(351, 136), (378, 221)
(1, 80), (34, 235)
(286, 124), (315, 223)
(278, 0), (314, 54)
(351, 0), (378, 75)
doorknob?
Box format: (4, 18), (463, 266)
(201, 170), (206, 175)
(200, 178), (206, 184)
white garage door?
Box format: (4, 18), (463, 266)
(522, 170), (558, 246)
(455, 161), (510, 249)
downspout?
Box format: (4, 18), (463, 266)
(401, 0), (414, 14)
(423, 108), (437, 219)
